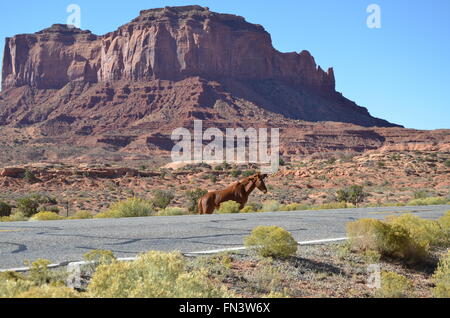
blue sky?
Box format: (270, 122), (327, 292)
(1, 0), (449, 130)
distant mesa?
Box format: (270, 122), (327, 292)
(2, 6), (446, 161)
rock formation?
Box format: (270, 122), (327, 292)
(1, 5), (448, 162)
(1, 5), (397, 129)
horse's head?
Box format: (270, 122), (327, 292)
(253, 173), (268, 194)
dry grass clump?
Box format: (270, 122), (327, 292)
(407, 197), (449, 206)
(68, 210), (94, 220)
(346, 218), (428, 263)
(376, 271), (413, 298)
(386, 214), (449, 248)
(94, 197), (154, 219)
(87, 251), (232, 298)
(30, 212), (64, 221)
(156, 207), (188, 216)
(432, 251), (450, 298)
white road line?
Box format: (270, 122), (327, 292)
(184, 237), (349, 255)
(0, 237), (349, 272)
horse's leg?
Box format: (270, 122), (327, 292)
(198, 198), (204, 215)
(206, 201), (216, 214)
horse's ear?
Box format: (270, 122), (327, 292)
(261, 174), (268, 180)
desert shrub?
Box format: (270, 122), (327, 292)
(68, 210), (94, 220)
(240, 206), (256, 213)
(38, 205), (60, 213)
(30, 212), (64, 221)
(23, 170), (39, 184)
(16, 196), (40, 217)
(17, 285), (82, 298)
(247, 202), (263, 212)
(438, 211), (450, 237)
(376, 271), (413, 298)
(95, 197), (154, 219)
(413, 190), (430, 200)
(407, 196), (449, 206)
(0, 212), (27, 222)
(312, 202), (350, 210)
(444, 159), (450, 168)
(217, 201), (241, 214)
(83, 250), (116, 265)
(87, 251), (231, 298)
(244, 226), (298, 258)
(0, 279), (34, 298)
(23, 259), (53, 286)
(230, 170), (241, 178)
(185, 189), (208, 213)
(246, 262), (286, 294)
(279, 203), (309, 212)
(260, 200), (281, 212)
(242, 170), (256, 178)
(336, 185), (367, 206)
(346, 219), (427, 262)
(152, 190), (175, 210)
(432, 251), (450, 298)
(386, 214), (448, 248)
(156, 207), (187, 216)
(190, 253), (233, 280)
(0, 201), (12, 217)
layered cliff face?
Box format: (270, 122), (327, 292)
(2, 6), (335, 92)
(2, 5), (435, 160)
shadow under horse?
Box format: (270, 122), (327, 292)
(198, 173), (268, 214)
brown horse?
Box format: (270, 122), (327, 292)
(198, 173), (268, 214)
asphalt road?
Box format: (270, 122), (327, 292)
(0, 205), (448, 269)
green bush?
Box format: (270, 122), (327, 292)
(260, 200), (281, 212)
(438, 211), (450, 238)
(217, 201), (241, 214)
(17, 285), (82, 298)
(68, 210), (94, 220)
(156, 207), (187, 216)
(0, 201), (12, 217)
(312, 202), (350, 210)
(185, 189), (208, 213)
(242, 170), (256, 178)
(87, 251), (232, 298)
(30, 212), (64, 221)
(16, 196), (40, 217)
(244, 226), (298, 258)
(95, 197), (154, 219)
(0, 279), (34, 298)
(444, 159), (450, 168)
(152, 190), (175, 210)
(346, 218), (428, 263)
(279, 203), (309, 212)
(376, 271), (413, 298)
(83, 250), (116, 265)
(432, 251), (450, 298)
(386, 214), (448, 248)
(0, 212), (27, 222)
(336, 185), (367, 206)
(0, 259), (73, 298)
(240, 206), (256, 213)
(23, 170), (39, 184)
(407, 197), (449, 206)
(230, 170), (241, 178)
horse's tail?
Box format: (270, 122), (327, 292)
(198, 197), (204, 215)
